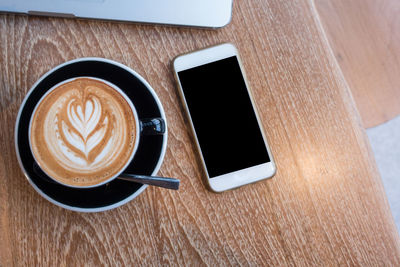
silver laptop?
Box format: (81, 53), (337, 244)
(0, 0), (233, 28)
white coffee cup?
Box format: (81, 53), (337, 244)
(29, 76), (163, 188)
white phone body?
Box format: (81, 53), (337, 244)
(173, 43), (276, 192)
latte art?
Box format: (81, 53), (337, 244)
(60, 94), (110, 165)
(30, 78), (137, 187)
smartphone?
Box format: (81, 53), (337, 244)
(173, 43), (276, 192)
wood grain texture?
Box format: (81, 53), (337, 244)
(315, 0), (400, 128)
(1, 0), (400, 265)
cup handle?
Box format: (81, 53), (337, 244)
(139, 118), (166, 135)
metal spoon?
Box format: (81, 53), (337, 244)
(118, 173), (179, 190)
(33, 163), (180, 190)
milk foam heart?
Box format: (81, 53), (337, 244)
(60, 94), (109, 165)
(30, 78), (137, 187)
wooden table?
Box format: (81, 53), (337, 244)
(1, 0), (399, 265)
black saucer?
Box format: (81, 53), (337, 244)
(15, 58), (167, 212)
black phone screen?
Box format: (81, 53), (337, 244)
(177, 56), (270, 178)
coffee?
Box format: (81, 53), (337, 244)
(30, 78), (137, 187)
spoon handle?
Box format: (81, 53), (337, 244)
(118, 173), (180, 190)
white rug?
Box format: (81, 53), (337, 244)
(367, 115), (400, 232)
